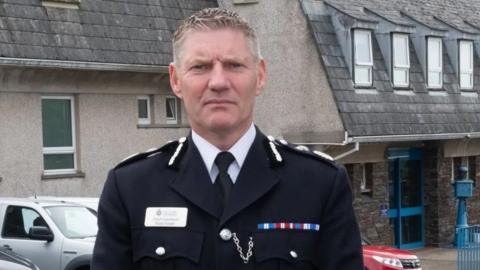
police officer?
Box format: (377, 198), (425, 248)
(92, 8), (363, 270)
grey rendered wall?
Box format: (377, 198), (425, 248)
(0, 69), (187, 196)
(219, 0), (345, 143)
(1, 0), (347, 196)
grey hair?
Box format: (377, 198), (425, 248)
(172, 8), (262, 65)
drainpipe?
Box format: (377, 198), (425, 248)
(291, 132), (361, 161)
(0, 57), (168, 73)
(349, 132), (480, 143)
(333, 142), (360, 160)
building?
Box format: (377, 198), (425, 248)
(297, 0), (480, 248)
(0, 1), (341, 201)
(220, 0), (480, 248)
(0, 0), (216, 196)
(1, 0), (479, 249)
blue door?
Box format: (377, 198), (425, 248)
(388, 149), (424, 249)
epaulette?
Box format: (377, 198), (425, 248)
(263, 135), (284, 167)
(267, 136), (335, 165)
(115, 137), (187, 169)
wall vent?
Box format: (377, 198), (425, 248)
(42, 0), (80, 9)
(233, 0), (259, 4)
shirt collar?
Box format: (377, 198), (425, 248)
(191, 123), (256, 174)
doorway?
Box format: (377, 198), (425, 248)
(388, 148), (424, 249)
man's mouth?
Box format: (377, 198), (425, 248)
(204, 98), (235, 105)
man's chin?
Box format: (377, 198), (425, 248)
(208, 122), (237, 133)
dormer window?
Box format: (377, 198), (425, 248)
(392, 34), (410, 88)
(459, 40), (474, 89)
(353, 29), (373, 87)
(427, 37), (443, 89)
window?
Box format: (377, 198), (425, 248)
(459, 40), (474, 89)
(361, 163), (373, 195)
(2, 206), (47, 239)
(165, 96), (178, 124)
(45, 206), (97, 238)
(427, 37), (443, 88)
(353, 29), (373, 87)
(137, 96), (151, 125)
(392, 34), (410, 87)
(42, 96), (76, 175)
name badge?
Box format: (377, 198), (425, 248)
(144, 207), (188, 227)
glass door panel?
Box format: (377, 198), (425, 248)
(388, 149), (424, 249)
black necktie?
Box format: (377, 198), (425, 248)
(215, 151), (235, 207)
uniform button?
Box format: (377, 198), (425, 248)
(219, 228), (232, 241)
(290, 250), (298, 259)
(155, 246), (166, 256)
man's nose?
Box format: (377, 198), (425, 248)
(208, 63), (230, 91)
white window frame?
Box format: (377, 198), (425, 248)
(392, 33), (410, 87)
(427, 37), (443, 89)
(137, 96), (151, 125)
(165, 96), (179, 124)
(459, 40), (474, 90)
(42, 96), (76, 175)
(353, 29), (373, 87)
(360, 163), (368, 192)
(360, 163), (373, 194)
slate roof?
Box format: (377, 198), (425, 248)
(0, 0), (217, 66)
(302, 0), (480, 139)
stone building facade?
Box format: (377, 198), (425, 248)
(347, 147), (480, 247)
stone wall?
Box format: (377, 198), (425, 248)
(347, 146), (480, 248)
(423, 143), (480, 246)
(346, 162), (393, 245)
(423, 145), (441, 246)
(467, 156), (480, 225)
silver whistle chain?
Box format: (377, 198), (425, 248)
(232, 233), (254, 264)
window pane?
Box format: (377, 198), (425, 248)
(401, 215), (422, 244)
(44, 154), (74, 170)
(355, 30), (372, 64)
(428, 38), (442, 69)
(42, 99), (72, 147)
(137, 99), (148, 118)
(460, 41), (473, 71)
(394, 68), (408, 86)
(428, 71), (441, 86)
(355, 66), (371, 84)
(166, 98), (176, 119)
(394, 34), (409, 67)
(460, 73), (473, 88)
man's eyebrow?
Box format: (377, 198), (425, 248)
(220, 56), (250, 63)
(184, 57), (212, 66)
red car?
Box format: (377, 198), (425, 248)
(362, 239), (422, 270)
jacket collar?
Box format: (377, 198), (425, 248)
(169, 130), (281, 223)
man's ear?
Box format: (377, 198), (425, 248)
(169, 63), (183, 98)
(255, 59), (266, 96)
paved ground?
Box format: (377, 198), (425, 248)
(413, 247), (457, 270)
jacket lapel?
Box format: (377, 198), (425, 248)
(220, 132), (281, 226)
(169, 136), (222, 220)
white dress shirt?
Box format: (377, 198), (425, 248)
(191, 123), (256, 184)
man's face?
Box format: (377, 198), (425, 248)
(169, 28), (266, 138)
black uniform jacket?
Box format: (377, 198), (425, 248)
(92, 130), (363, 270)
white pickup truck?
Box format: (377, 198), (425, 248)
(0, 198), (97, 270)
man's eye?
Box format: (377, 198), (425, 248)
(191, 64), (208, 70)
(227, 62), (243, 69)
